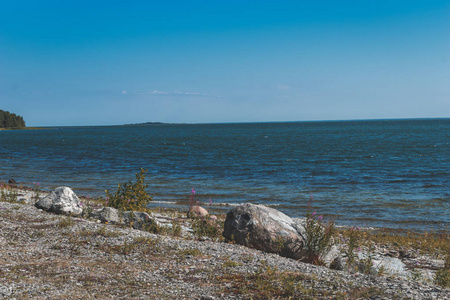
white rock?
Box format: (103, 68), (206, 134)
(35, 187), (83, 216)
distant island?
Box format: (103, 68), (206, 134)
(140, 122), (167, 125)
(0, 110), (26, 129)
(124, 122), (168, 126)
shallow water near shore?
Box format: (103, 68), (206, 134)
(0, 119), (449, 231)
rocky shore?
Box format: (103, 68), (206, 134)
(0, 188), (448, 299)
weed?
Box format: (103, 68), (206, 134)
(304, 207), (335, 265)
(223, 260), (242, 268)
(58, 217), (75, 228)
(114, 240), (137, 255)
(140, 220), (162, 234)
(409, 268), (423, 282)
(342, 227), (360, 270)
(189, 187), (196, 208)
(434, 268), (450, 288)
(191, 217), (224, 242)
(105, 169), (152, 212)
(350, 286), (384, 299)
(339, 227), (448, 258)
(167, 219), (182, 237)
(32, 181), (41, 200)
(220, 260), (313, 299)
(360, 242), (376, 274)
(99, 236), (162, 257)
(0, 183), (19, 203)
(434, 243), (450, 288)
(377, 265), (387, 276)
(178, 248), (203, 257)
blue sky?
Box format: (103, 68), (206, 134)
(1, 1), (449, 126)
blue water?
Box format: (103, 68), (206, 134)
(0, 119), (449, 231)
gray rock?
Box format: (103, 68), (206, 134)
(223, 203), (307, 259)
(322, 245), (343, 269)
(89, 207), (120, 224)
(329, 254), (344, 270)
(0, 285), (12, 297)
(123, 211), (160, 230)
(35, 187), (83, 216)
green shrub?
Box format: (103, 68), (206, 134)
(304, 211), (335, 265)
(105, 169), (152, 212)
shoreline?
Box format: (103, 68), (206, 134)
(2, 181), (448, 238)
(4, 181), (448, 234)
(0, 184), (449, 298)
(0, 127), (47, 130)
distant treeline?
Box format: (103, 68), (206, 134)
(0, 110), (26, 128)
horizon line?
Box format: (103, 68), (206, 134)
(29, 117), (450, 128)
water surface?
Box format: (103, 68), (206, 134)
(0, 119), (448, 231)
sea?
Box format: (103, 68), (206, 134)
(0, 119), (448, 232)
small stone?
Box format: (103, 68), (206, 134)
(123, 211), (159, 230)
(188, 206), (209, 218)
(90, 207), (120, 224)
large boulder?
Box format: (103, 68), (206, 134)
(223, 203), (307, 259)
(89, 207), (120, 224)
(35, 187), (83, 216)
(123, 211), (160, 230)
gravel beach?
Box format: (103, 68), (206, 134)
(0, 189), (448, 299)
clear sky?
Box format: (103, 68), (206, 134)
(1, 1), (449, 126)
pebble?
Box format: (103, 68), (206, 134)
(0, 191), (448, 299)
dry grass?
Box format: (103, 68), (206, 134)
(338, 227), (449, 258)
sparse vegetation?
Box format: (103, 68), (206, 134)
(191, 216), (224, 242)
(434, 243), (450, 288)
(178, 247), (203, 258)
(220, 260), (335, 299)
(0, 183), (20, 203)
(58, 216), (75, 228)
(222, 259), (242, 268)
(105, 169), (153, 212)
(341, 227), (361, 271)
(338, 227), (448, 257)
(304, 210), (336, 265)
(32, 182), (41, 200)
